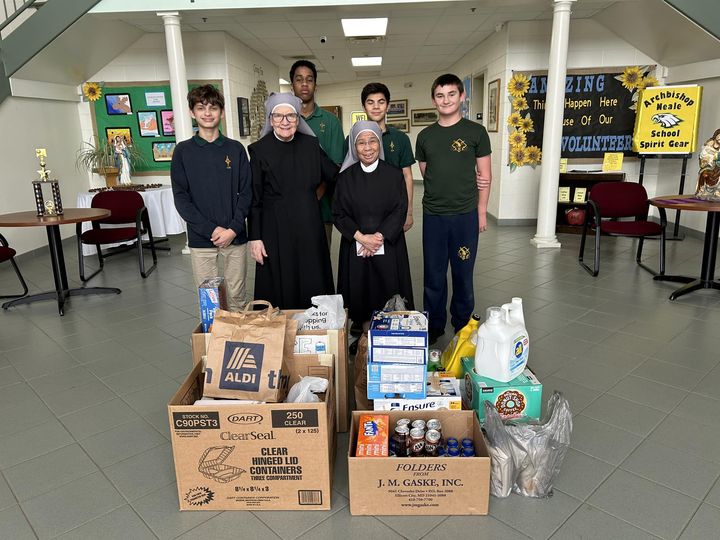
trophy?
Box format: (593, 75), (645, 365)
(32, 148), (64, 217)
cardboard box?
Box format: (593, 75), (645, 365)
(462, 357), (543, 422)
(369, 311), (428, 364)
(373, 376), (461, 411)
(191, 310), (350, 433)
(367, 362), (427, 399)
(198, 278), (228, 332)
(348, 410), (490, 515)
(168, 355), (336, 511)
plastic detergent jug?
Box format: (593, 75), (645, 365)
(474, 298), (529, 382)
(441, 314), (480, 378)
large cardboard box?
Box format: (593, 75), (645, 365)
(462, 357), (543, 422)
(168, 354), (336, 511)
(191, 310), (350, 432)
(347, 410), (490, 515)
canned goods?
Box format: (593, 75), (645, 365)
(437, 445), (446, 457)
(409, 428), (425, 456)
(461, 446), (475, 457)
(393, 425), (410, 458)
(397, 418), (411, 428)
(447, 446), (461, 457)
(424, 429), (441, 456)
(461, 438), (474, 449)
(427, 419), (442, 434)
(411, 420), (426, 431)
(446, 437), (459, 449)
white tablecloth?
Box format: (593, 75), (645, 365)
(77, 187), (185, 255)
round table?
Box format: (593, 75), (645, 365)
(0, 209), (121, 315)
(649, 195), (720, 300)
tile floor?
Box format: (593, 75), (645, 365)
(1, 187), (720, 539)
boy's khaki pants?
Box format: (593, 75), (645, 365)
(190, 244), (247, 310)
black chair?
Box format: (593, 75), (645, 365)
(0, 233), (29, 299)
(76, 191), (157, 281)
(579, 182), (667, 277)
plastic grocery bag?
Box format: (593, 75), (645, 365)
(483, 391), (572, 498)
(382, 294), (408, 311)
(286, 376), (329, 403)
(293, 294), (346, 330)
(483, 398), (519, 498)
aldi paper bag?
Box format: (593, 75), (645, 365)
(204, 310), (291, 402)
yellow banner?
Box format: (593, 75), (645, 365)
(632, 85), (702, 154)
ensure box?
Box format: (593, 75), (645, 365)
(373, 375), (461, 411)
(462, 357), (542, 422)
(369, 311), (428, 364)
(198, 277), (228, 332)
(367, 363), (427, 399)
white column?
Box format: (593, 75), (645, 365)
(159, 11), (192, 254)
(531, 0), (577, 249)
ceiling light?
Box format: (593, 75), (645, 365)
(341, 18), (388, 37)
(352, 57), (382, 67)
(279, 78), (290, 85)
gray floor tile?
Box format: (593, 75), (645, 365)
(377, 514), (448, 540)
(83, 350), (149, 378)
(600, 332), (661, 357)
(706, 478), (720, 508)
(692, 366), (720, 400)
(540, 376), (602, 415)
(104, 443), (176, 501)
(0, 475), (16, 511)
(588, 469), (700, 539)
(525, 347), (574, 379)
(11, 349), (79, 380)
(648, 414), (720, 464)
(672, 392), (720, 428)
(0, 419), (74, 469)
(55, 505), (156, 540)
(254, 490), (348, 539)
(296, 505), (403, 540)
(581, 395), (666, 437)
(652, 341), (720, 374)
(121, 379), (181, 416)
(0, 395), (54, 437)
(0, 382), (38, 409)
(27, 365), (99, 397)
(679, 504), (720, 540)
(68, 339), (132, 365)
(176, 510), (280, 538)
(59, 397), (141, 440)
(423, 515), (530, 539)
(489, 490), (582, 539)
(4, 444), (98, 502)
(570, 415), (642, 465)
(131, 483), (219, 540)
(632, 359), (706, 391)
(101, 364), (173, 396)
(20, 471), (125, 539)
(143, 409), (172, 440)
(79, 417), (167, 468)
(0, 505), (37, 540)
(550, 504), (657, 540)
(607, 375), (688, 413)
(0, 365), (22, 388)
(553, 448), (614, 501)
(621, 440), (720, 500)
(550, 361), (626, 393)
(42, 379), (116, 416)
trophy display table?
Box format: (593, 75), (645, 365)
(0, 208), (121, 315)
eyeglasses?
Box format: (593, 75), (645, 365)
(271, 112), (299, 122)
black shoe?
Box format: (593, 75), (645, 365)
(428, 328), (445, 345)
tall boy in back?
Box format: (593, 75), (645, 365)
(415, 74), (492, 344)
(171, 85), (252, 310)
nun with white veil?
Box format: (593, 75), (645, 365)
(248, 92), (338, 309)
(333, 120), (414, 327)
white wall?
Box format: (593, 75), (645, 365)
(0, 97), (88, 252)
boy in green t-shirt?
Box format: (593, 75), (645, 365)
(415, 74), (492, 344)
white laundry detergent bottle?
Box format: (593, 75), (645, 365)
(474, 297), (529, 382)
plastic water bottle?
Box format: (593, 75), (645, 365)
(474, 297), (529, 382)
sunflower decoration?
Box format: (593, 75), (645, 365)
(636, 75), (659, 91)
(512, 96), (528, 111)
(525, 146), (542, 166)
(509, 130), (526, 148)
(518, 115), (534, 134)
(82, 82), (102, 102)
(509, 145), (529, 168)
(617, 66), (644, 91)
(508, 73), (530, 98)
(507, 112), (522, 129)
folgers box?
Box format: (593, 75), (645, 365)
(373, 375), (461, 412)
(168, 354), (336, 511)
(462, 357), (542, 422)
(348, 410), (490, 515)
(369, 311), (429, 364)
(198, 277), (228, 332)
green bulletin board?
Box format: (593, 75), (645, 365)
(91, 81), (223, 174)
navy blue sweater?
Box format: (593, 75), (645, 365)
(171, 134), (252, 248)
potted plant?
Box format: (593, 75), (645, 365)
(76, 139), (146, 187)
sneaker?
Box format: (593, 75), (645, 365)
(428, 328), (445, 345)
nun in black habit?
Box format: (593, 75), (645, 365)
(248, 93), (338, 309)
(333, 120), (414, 325)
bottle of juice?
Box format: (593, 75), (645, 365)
(441, 314), (480, 378)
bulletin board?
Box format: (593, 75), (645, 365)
(91, 80), (224, 174)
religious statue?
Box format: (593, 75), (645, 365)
(695, 129), (720, 201)
(113, 135), (132, 185)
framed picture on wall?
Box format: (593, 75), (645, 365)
(105, 94), (132, 115)
(152, 141), (176, 162)
(137, 111), (160, 137)
(105, 127), (132, 145)
(386, 118), (409, 133)
(387, 99), (408, 118)
(160, 110), (175, 136)
(237, 97), (250, 137)
(411, 108), (439, 126)
(487, 78), (501, 132)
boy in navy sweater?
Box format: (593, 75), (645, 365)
(171, 85), (252, 309)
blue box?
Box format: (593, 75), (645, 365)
(367, 362), (427, 400)
(198, 277), (228, 332)
(369, 311), (428, 364)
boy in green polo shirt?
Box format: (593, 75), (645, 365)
(343, 82), (416, 231)
(290, 60), (344, 247)
(416, 74), (492, 344)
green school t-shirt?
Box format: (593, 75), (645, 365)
(415, 118), (491, 215)
(305, 104), (344, 222)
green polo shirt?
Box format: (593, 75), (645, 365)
(342, 125), (415, 170)
(192, 133), (226, 147)
(304, 104), (344, 222)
